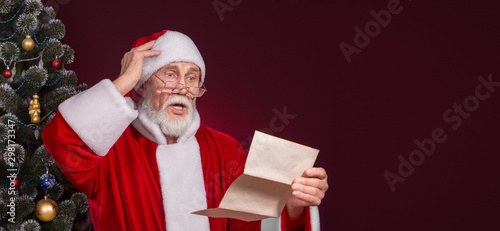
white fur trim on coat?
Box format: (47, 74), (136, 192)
(310, 206), (320, 231)
(260, 206), (320, 231)
(132, 101), (209, 231)
(135, 31), (206, 91)
(58, 79), (138, 156)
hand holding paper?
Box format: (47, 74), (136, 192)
(193, 131), (320, 221)
(286, 167), (329, 222)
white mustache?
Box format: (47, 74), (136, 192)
(160, 95), (192, 111)
(141, 93), (196, 137)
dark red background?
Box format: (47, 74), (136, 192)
(43, 0), (500, 230)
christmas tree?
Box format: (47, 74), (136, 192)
(0, 0), (91, 230)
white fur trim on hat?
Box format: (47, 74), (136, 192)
(135, 31), (205, 91)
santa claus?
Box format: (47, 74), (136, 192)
(42, 30), (328, 231)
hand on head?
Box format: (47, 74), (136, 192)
(113, 41), (161, 96)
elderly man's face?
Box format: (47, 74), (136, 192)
(139, 62), (201, 137)
(147, 62), (200, 117)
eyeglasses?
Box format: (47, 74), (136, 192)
(153, 74), (207, 98)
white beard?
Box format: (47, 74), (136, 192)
(140, 91), (196, 138)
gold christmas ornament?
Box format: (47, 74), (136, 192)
(22, 35), (35, 51)
(31, 110), (41, 124)
(35, 195), (58, 222)
(29, 94), (41, 124)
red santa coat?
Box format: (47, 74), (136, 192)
(42, 80), (318, 231)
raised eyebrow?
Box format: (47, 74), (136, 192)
(188, 67), (200, 75)
(162, 66), (179, 72)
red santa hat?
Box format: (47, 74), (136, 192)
(132, 30), (205, 91)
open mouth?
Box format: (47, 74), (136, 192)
(168, 103), (187, 114)
(172, 103), (185, 110)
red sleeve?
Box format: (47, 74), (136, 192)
(42, 112), (104, 199)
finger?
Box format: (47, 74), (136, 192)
(127, 50), (161, 62)
(294, 177), (328, 191)
(132, 40), (156, 51)
(292, 182), (325, 199)
(291, 190), (322, 206)
(303, 167), (327, 180)
(139, 49), (162, 58)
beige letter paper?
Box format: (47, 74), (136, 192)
(193, 131), (319, 221)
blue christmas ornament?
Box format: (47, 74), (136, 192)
(39, 173), (56, 190)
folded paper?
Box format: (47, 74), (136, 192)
(193, 131), (319, 221)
